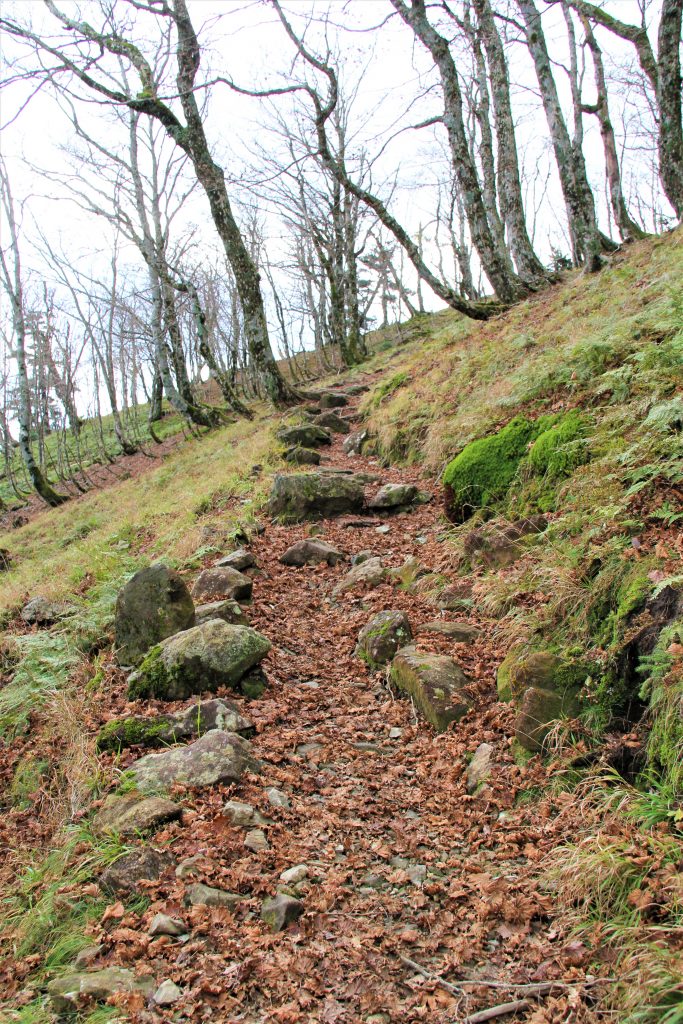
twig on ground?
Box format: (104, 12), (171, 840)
(461, 1000), (531, 1023)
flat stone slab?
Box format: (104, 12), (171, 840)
(276, 424), (332, 448)
(48, 968), (155, 1013)
(268, 473), (365, 523)
(367, 482), (418, 510)
(192, 566), (252, 603)
(97, 698), (254, 751)
(390, 647), (472, 733)
(92, 792), (182, 835)
(280, 539), (345, 567)
(184, 883), (243, 909)
(313, 411), (350, 434)
(129, 731), (261, 794)
(419, 621), (481, 643)
(127, 620), (271, 701)
(333, 557), (386, 597)
(214, 548), (256, 571)
(194, 599), (250, 627)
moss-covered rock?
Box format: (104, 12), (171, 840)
(463, 516), (547, 569)
(192, 566), (252, 603)
(47, 968), (155, 1013)
(96, 698), (254, 751)
(313, 411), (350, 434)
(268, 472), (365, 523)
(497, 651), (563, 702)
(525, 412), (589, 481)
(283, 445), (321, 466)
(129, 730), (261, 794)
(115, 563), (195, 666)
(514, 686), (581, 753)
(356, 610), (413, 667)
(276, 424), (332, 448)
(389, 647), (472, 732)
(367, 482), (418, 510)
(127, 620), (271, 700)
(194, 599), (249, 627)
(442, 415), (553, 523)
(92, 791), (182, 835)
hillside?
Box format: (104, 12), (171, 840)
(1, 229), (682, 1024)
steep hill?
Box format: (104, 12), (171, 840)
(1, 229), (682, 1024)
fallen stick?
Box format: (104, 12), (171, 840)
(461, 1000), (531, 1023)
(399, 953), (611, 997)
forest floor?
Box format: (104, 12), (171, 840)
(2, 382), (611, 1024)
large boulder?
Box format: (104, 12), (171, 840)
(268, 473), (365, 523)
(313, 411), (350, 434)
(283, 446), (321, 466)
(127, 620), (271, 701)
(99, 847), (175, 895)
(514, 686), (580, 753)
(115, 564), (195, 666)
(129, 731), (261, 794)
(47, 968), (155, 1013)
(280, 539), (345, 567)
(192, 566), (252, 603)
(194, 599), (249, 627)
(356, 611), (412, 667)
(496, 650), (581, 703)
(464, 516), (548, 569)
(332, 556), (386, 597)
(390, 647), (472, 732)
(367, 483), (418, 511)
(97, 698), (254, 751)
(92, 792), (182, 835)
(319, 392), (348, 409)
(277, 424), (332, 448)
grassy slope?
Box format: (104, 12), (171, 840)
(1, 228), (682, 1021)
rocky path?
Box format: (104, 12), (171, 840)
(23, 385), (600, 1023)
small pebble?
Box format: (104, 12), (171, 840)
(389, 727), (402, 739)
(154, 979), (182, 1005)
(265, 787), (290, 809)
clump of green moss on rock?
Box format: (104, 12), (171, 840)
(525, 412), (589, 481)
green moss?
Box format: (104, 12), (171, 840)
(126, 644), (172, 700)
(370, 371), (408, 407)
(10, 755), (50, 808)
(525, 412), (589, 481)
(96, 716), (172, 752)
(442, 415), (554, 522)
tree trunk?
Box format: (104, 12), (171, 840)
(657, 0), (683, 219)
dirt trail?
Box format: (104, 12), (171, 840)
(8, 387), (600, 1023)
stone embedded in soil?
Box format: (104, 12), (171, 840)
(154, 979), (183, 1005)
(464, 515), (548, 569)
(114, 563), (195, 666)
(20, 595), (74, 626)
(280, 539), (346, 567)
(280, 864), (308, 884)
(390, 647), (472, 733)
(261, 893), (304, 932)
(265, 786), (290, 809)
(184, 883), (243, 909)
(97, 698), (254, 752)
(214, 547), (256, 571)
(149, 913), (187, 937)
(92, 792), (182, 835)
(194, 599), (250, 627)
(367, 482), (419, 510)
(343, 430), (368, 455)
(47, 968), (155, 1013)
(356, 610), (413, 667)
(319, 391), (348, 409)
(224, 799), (262, 826)
(313, 411), (350, 434)
(351, 549), (373, 566)
(283, 445), (321, 466)
(466, 742), (494, 793)
(99, 848), (176, 895)
(333, 556), (386, 597)
(276, 424), (332, 448)
(514, 686), (580, 753)
(127, 620), (271, 701)
(192, 566), (253, 603)
(497, 650), (564, 703)
(419, 621), (481, 643)
(244, 828), (269, 852)
(391, 555), (428, 589)
(130, 731), (261, 794)
(268, 472), (366, 523)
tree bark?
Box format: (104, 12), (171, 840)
(657, 0), (683, 219)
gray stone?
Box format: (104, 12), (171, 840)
(351, 550), (374, 566)
(92, 792), (182, 836)
(514, 687), (580, 753)
(192, 566), (252, 603)
(390, 647), (472, 733)
(283, 445), (321, 466)
(466, 742), (494, 793)
(127, 620), (271, 701)
(97, 698), (254, 752)
(214, 548), (256, 571)
(464, 516), (548, 569)
(99, 848), (176, 895)
(130, 731), (261, 794)
(73, 945), (104, 970)
(149, 913), (186, 937)
(265, 787), (290, 809)
(154, 980), (182, 1005)
(356, 610), (413, 666)
(419, 621), (481, 643)
(343, 430), (368, 455)
(319, 391), (348, 409)
(268, 472), (365, 523)
(389, 727), (403, 739)
(333, 557), (386, 597)
(175, 855), (204, 880)
(194, 599), (250, 627)
(280, 539), (345, 567)
(20, 596), (73, 626)
(261, 893), (304, 931)
(280, 864), (308, 884)
(244, 828), (269, 852)
(224, 799), (258, 826)
(391, 556), (428, 589)
(115, 563), (195, 666)
(47, 968), (155, 1013)
(184, 883), (243, 908)
(367, 483), (418, 510)
(313, 411), (350, 434)
(277, 424), (332, 448)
